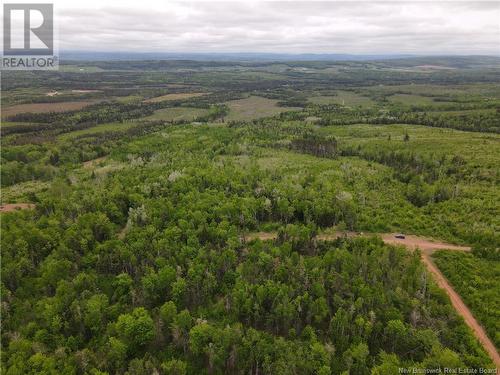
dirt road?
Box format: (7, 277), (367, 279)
(378, 233), (471, 252)
(243, 231), (500, 367)
(421, 252), (500, 367)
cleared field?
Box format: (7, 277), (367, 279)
(329, 119), (493, 156)
(45, 89), (102, 96)
(83, 156), (107, 169)
(115, 95), (143, 104)
(71, 89), (101, 93)
(308, 91), (375, 107)
(361, 83), (500, 98)
(0, 203), (35, 213)
(426, 108), (496, 116)
(388, 93), (436, 105)
(0, 181), (50, 202)
(225, 96), (300, 121)
(58, 65), (105, 73)
(144, 92), (207, 103)
(1, 100), (99, 119)
(141, 107), (209, 121)
(58, 122), (136, 140)
(315, 123), (499, 243)
(320, 124), (500, 171)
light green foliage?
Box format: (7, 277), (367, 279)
(116, 308), (155, 351)
(161, 359), (187, 375)
(1, 57), (498, 374)
(433, 251), (500, 348)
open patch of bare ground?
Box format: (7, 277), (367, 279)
(0, 203), (35, 213)
(83, 156), (107, 169)
(143, 92), (207, 103)
(1, 100), (100, 119)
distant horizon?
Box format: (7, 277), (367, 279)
(61, 51), (500, 56)
(59, 51), (500, 63)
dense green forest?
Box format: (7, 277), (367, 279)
(1, 57), (499, 374)
(433, 251), (500, 349)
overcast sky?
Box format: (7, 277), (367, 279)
(9, 0), (500, 54)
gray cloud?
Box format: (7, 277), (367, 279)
(54, 1), (500, 54)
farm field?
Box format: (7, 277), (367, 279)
(387, 93), (436, 105)
(114, 94), (143, 104)
(57, 121), (137, 140)
(1, 100), (101, 119)
(308, 91), (375, 107)
(1, 56), (500, 374)
(141, 107), (210, 121)
(225, 96), (300, 121)
(58, 65), (105, 73)
(144, 92), (207, 103)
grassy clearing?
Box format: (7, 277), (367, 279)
(82, 156), (108, 169)
(1, 180), (50, 202)
(225, 96), (300, 121)
(426, 108), (498, 116)
(388, 93), (436, 105)
(2, 100), (100, 119)
(361, 83), (500, 99)
(321, 124), (500, 170)
(58, 122), (136, 140)
(0, 203), (36, 213)
(144, 92), (207, 103)
(58, 65), (105, 73)
(223, 145), (439, 237)
(114, 95), (144, 104)
(315, 124), (500, 242)
(1, 88), (51, 106)
(141, 107), (209, 121)
(308, 91), (375, 107)
(80, 157), (126, 177)
(0, 121), (38, 128)
(244, 127), (498, 244)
